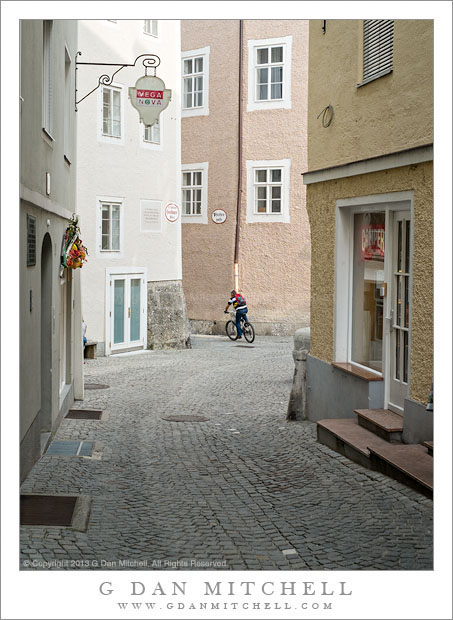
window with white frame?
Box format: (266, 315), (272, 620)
(181, 163), (209, 224)
(42, 20), (54, 137)
(360, 20), (394, 86)
(182, 170), (203, 215)
(102, 86), (121, 138)
(144, 119), (160, 144)
(101, 202), (121, 251)
(182, 47), (210, 117)
(248, 36), (292, 112)
(144, 20), (158, 36)
(246, 159), (290, 223)
(253, 168), (283, 214)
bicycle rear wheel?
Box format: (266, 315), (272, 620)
(226, 320), (238, 341)
(243, 321), (255, 343)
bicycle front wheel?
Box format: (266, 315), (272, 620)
(243, 322), (255, 343)
(226, 320), (238, 341)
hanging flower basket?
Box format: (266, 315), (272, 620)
(60, 214), (88, 275)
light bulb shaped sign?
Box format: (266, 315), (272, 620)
(129, 75), (171, 127)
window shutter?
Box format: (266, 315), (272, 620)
(363, 20), (394, 84)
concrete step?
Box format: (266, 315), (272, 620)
(368, 444), (433, 499)
(355, 408), (403, 442)
(423, 441), (433, 456)
(317, 418), (433, 498)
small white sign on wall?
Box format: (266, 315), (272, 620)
(140, 200), (162, 233)
(165, 202), (180, 222)
(212, 209), (227, 224)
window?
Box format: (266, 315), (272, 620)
(248, 36), (292, 112)
(42, 20), (53, 137)
(255, 46), (283, 101)
(102, 86), (121, 138)
(360, 19), (394, 86)
(144, 20), (158, 36)
(181, 162), (209, 224)
(64, 45), (72, 162)
(246, 159), (290, 223)
(182, 171), (202, 215)
(144, 119), (160, 144)
(181, 47), (210, 117)
(101, 202), (121, 251)
(253, 168), (283, 214)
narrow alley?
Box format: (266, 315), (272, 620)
(20, 335), (433, 571)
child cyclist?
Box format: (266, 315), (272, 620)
(224, 290), (248, 340)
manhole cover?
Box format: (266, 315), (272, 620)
(84, 383), (110, 390)
(66, 409), (103, 420)
(20, 495), (78, 526)
(161, 415), (210, 422)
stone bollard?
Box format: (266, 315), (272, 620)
(287, 327), (310, 421)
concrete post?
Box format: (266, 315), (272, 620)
(287, 327), (310, 421)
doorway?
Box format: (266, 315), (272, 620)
(336, 194), (413, 414)
(40, 233), (52, 430)
(106, 269), (147, 354)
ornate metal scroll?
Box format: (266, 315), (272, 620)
(75, 53), (161, 111)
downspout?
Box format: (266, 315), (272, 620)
(234, 19), (243, 291)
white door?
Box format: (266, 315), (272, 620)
(110, 274), (145, 352)
(387, 210), (411, 413)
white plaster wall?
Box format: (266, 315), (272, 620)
(76, 20), (182, 348)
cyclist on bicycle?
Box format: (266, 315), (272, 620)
(224, 289), (248, 340)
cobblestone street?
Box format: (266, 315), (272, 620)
(20, 335), (433, 571)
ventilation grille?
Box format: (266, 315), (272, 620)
(27, 215), (36, 266)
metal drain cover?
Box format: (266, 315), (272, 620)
(161, 415), (210, 422)
(20, 495), (78, 526)
(66, 409), (103, 420)
(84, 383), (110, 390)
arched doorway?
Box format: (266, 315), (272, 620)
(40, 233), (53, 431)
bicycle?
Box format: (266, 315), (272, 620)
(225, 310), (255, 343)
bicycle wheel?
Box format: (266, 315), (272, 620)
(226, 320), (238, 341)
(243, 321), (255, 344)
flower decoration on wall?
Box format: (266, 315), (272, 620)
(60, 214), (88, 276)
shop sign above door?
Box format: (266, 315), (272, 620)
(129, 75), (171, 127)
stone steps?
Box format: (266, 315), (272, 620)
(424, 440), (433, 456)
(355, 408), (403, 442)
(317, 411), (433, 498)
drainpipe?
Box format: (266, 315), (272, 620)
(234, 19), (244, 292)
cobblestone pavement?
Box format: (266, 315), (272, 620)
(20, 335), (433, 571)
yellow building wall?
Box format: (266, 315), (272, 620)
(307, 19), (433, 170)
(307, 161), (433, 405)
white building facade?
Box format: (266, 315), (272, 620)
(77, 19), (189, 355)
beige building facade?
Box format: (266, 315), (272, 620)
(303, 20), (433, 443)
(181, 20), (310, 335)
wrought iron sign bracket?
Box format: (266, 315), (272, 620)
(75, 53), (161, 111)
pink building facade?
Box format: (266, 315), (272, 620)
(181, 20), (310, 335)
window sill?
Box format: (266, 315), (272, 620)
(42, 128), (55, 143)
(332, 362), (383, 381)
(356, 68), (393, 88)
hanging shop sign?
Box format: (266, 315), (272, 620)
(212, 209), (227, 224)
(60, 214), (88, 277)
(129, 75), (171, 127)
(361, 224), (385, 261)
(165, 202), (180, 222)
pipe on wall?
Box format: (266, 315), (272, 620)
(234, 19), (244, 292)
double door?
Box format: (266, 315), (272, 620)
(109, 272), (146, 353)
